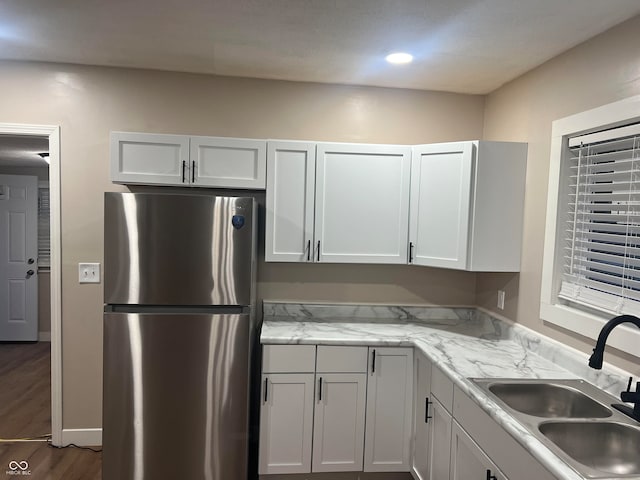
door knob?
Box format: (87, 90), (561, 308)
(28, 258), (35, 264)
(26, 270), (35, 276)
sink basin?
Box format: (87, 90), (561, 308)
(471, 379), (640, 478)
(488, 382), (612, 418)
(539, 422), (640, 476)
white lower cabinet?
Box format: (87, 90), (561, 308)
(259, 345), (412, 476)
(258, 373), (315, 474)
(312, 373), (367, 472)
(428, 396), (453, 480)
(364, 347), (413, 472)
(412, 352), (432, 480)
(450, 421), (507, 480)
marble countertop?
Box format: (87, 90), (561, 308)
(261, 305), (636, 480)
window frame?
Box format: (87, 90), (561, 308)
(541, 94), (640, 357)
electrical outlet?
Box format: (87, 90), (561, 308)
(497, 290), (506, 310)
(79, 263), (101, 284)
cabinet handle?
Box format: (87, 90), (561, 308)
(191, 160), (196, 183)
(318, 377), (323, 401)
(264, 378), (268, 403)
(371, 349), (376, 374)
(409, 242), (414, 263)
(317, 240), (321, 262)
(181, 160), (186, 183)
(306, 240), (311, 261)
(425, 397), (433, 423)
(486, 470), (497, 480)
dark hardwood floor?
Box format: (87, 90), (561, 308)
(0, 441), (101, 480)
(0, 342), (101, 479)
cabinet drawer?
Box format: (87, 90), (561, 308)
(316, 346), (368, 373)
(262, 345), (316, 373)
(431, 364), (454, 412)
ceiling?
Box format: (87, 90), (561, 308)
(1, 1), (640, 94)
(0, 135), (49, 168)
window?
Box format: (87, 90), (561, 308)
(560, 126), (640, 315)
(38, 185), (50, 269)
(541, 95), (640, 356)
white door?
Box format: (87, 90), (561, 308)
(409, 142), (474, 269)
(428, 396), (453, 480)
(258, 373), (314, 475)
(110, 132), (191, 186)
(191, 136), (266, 189)
(0, 175), (38, 341)
(412, 352), (432, 480)
(265, 141), (316, 262)
(312, 373), (366, 472)
(364, 347), (413, 472)
(315, 143), (411, 264)
(450, 421), (507, 480)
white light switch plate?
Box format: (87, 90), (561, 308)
(79, 263), (101, 284)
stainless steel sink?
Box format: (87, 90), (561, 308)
(472, 379), (640, 478)
(539, 421), (640, 476)
(487, 382), (612, 418)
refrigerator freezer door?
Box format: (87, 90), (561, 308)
(104, 193), (255, 306)
(102, 313), (250, 480)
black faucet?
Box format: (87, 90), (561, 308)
(588, 314), (640, 422)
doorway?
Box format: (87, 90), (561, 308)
(0, 124), (61, 446)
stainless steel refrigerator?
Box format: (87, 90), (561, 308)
(102, 192), (257, 480)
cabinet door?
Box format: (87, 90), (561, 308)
(110, 132), (190, 186)
(312, 373), (367, 472)
(409, 142), (474, 269)
(258, 373), (314, 474)
(364, 347), (413, 472)
(428, 396), (452, 480)
(315, 143), (411, 264)
(412, 352), (432, 480)
(190, 136), (266, 189)
(265, 141), (316, 262)
(450, 421), (507, 480)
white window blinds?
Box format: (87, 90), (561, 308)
(38, 186), (50, 268)
(559, 124), (640, 315)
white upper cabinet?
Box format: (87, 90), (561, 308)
(265, 141), (316, 262)
(315, 143), (411, 264)
(111, 132), (267, 189)
(111, 132), (190, 186)
(190, 136), (266, 188)
(266, 141), (411, 264)
(409, 141), (527, 271)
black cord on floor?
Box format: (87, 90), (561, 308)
(47, 439), (102, 453)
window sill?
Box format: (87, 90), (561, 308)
(540, 301), (640, 359)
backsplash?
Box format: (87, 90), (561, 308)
(263, 301), (632, 396)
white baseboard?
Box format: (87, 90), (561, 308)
(60, 428), (102, 447)
(38, 331), (51, 342)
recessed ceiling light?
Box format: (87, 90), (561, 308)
(385, 52), (413, 65)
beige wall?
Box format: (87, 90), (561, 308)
(0, 60), (484, 429)
(479, 15), (640, 373)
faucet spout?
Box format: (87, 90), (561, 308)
(588, 314), (640, 369)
